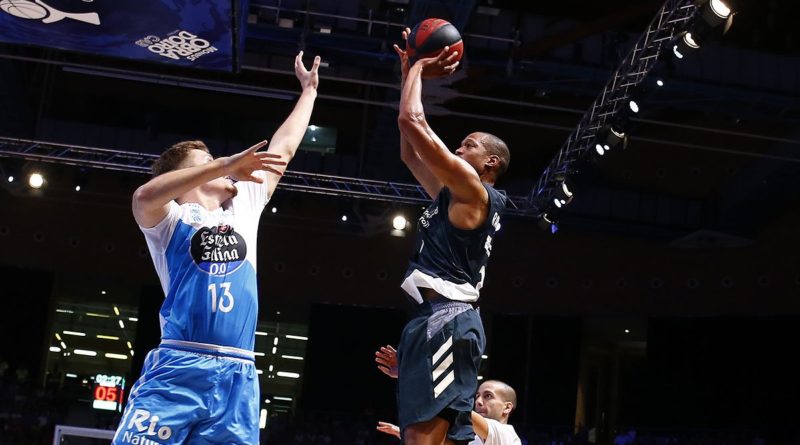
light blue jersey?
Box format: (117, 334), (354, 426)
(113, 173), (270, 445)
(140, 174), (269, 352)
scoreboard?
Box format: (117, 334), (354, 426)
(92, 374), (126, 412)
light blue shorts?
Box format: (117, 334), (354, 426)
(112, 342), (258, 445)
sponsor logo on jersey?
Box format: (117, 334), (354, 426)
(135, 30), (218, 62)
(419, 206), (439, 229)
(190, 224), (246, 276)
(119, 409), (172, 444)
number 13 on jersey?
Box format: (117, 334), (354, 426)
(208, 282), (235, 313)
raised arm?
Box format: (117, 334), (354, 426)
(133, 141), (283, 228)
(263, 51), (321, 197)
(394, 29), (443, 198)
(397, 52), (486, 207)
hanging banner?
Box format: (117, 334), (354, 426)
(0, 0), (245, 71)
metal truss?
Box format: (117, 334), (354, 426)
(0, 136), (530, 215)
(528, 0), (698, 212)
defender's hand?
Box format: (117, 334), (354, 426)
(375, 345), (399, 379)
(295, 51), (321, 91)
(376, 421), (401, 439)
(221, 140), (286, 182)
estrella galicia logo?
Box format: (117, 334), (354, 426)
(0, 0), (100, 25)
(135, 30), (218, 62)
(190, 224), (246, 276)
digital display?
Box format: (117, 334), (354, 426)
(92, 374), (126, 412)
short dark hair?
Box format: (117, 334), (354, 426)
(479, 133), (510, 180)
(151, 140), (210, 177)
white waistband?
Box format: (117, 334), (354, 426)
(160, 339), (256, 360)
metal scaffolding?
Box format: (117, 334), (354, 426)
(528, 0), (698, 212)
(0, 136), (530, 214)
(0, 0), (699, 219)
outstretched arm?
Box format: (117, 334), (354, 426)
(394, 28), (444, 198)
(133, 140), (284, 228)
(263, 51), (321, 197)
(471, 411), (489, 441)
(397, 51), (486, 206)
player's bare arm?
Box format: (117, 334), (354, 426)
(394, 27), (449, 198)
(397, 50), (489, 229)
(263, 50), (321, 197)
(133, 140), (284, 228)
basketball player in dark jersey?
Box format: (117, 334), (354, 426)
(393, 30), (511, 445)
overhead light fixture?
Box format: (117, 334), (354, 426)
(392, 215), (407, 230)
(537, 212), (558, 234)
(703, 0), (731, 27)
(28, 172), (44, 189)
(552, 177), (574, 209)
(672, 31), (699, 59)
(74, 349), (97, 357)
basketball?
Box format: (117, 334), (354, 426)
(406, 18), (464, 63)
(0, 0), (47, 19)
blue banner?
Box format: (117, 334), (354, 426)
(0, 0), (237, 71)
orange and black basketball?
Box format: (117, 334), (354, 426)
(406, 18), (464, 63)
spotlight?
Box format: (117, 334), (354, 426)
(271, 207), (277, 214)
(702, 0), (731, 28)
(28, 172), (45, 189)
(7, 175), (13, 183)
(537, 212), (558, 234)
(552, 177), (574, 209)
(341, 215), (348, 222)
(595, 142), (608, 156)
(392, 215), (407, 231)
(672, 31), (699, 59)
(593, 125), (628, 157)
(73, 168), (88, 192)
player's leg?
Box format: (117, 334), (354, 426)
(404, 416), (451, 445)
(397, 299), (484, 444)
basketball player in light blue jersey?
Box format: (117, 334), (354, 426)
(393, 30), (510, 445)
(112, 51), (320, 445)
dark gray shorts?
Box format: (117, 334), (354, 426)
(396, 297), (485, 443)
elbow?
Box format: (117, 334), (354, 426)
(397, 111), (425, 135)
(132, 184), (155, 211)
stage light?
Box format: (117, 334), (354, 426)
(593, 125), (628, 157)
(672, 32), (699, 59)
(552, 177), (574, 209)
(703, 0), (731, 27)
(595, 142), (607, 156)
(341, 215), (348, 222)
(6, 175), (13, 183)
(271, 207), (277, 214)
(28, 172), (44, 189)
(537, 212), (558, 234)
(392, 215), (408, 230)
